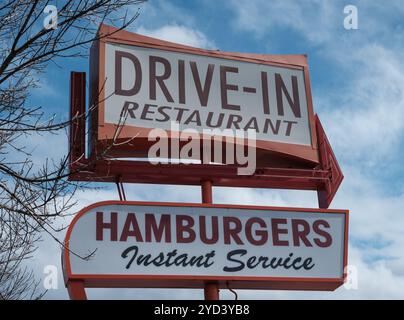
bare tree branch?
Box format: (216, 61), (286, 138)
(0, 0), (146, 300)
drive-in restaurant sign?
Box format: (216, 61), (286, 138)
(89, 25), (318, 163)
(63, 201), (348, 290)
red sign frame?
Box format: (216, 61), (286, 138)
(88, 24), (319, 164)
(62, 201), (349, 299)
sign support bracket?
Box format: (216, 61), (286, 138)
(116, 175), (127, 201)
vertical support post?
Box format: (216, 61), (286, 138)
(67, 280), (87, 300)
(69, 72), (86, 167)
(317, 190), (328, 209)
(201, 180), (220, 300)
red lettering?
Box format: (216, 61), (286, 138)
(245, 217), (268, 246)
(220, 66), (240, 111)
(96, 211), (117, 241)
(275, 73), (301, 118)
(120, 213), (143, 242)
(176, 215), (196, 243)
(199, 215), (219, 244)
(145, 214), (171, 243)
(271, 218), (289, 246)
(190, 61), (214, 106)
(223, 216), (243, 244)
(115, 51), (142, 96)
(313, 220), (332, 247)
(178, 59), (185, 104)
(292, 219), (312, 247)
(149, 55), (173, 102)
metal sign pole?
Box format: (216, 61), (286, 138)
(201, 180), (220, 300)
(67, 279), (87, 300)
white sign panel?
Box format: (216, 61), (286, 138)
(102, 42), (312, 146)
(65, 202), (348, 286)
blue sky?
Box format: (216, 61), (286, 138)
(28, 0), (404, 299)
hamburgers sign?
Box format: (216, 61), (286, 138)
(63, 201), (348, 291)
(89, 25), (318, 163)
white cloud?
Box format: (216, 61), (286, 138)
(321, 44), (404, 165)
(228, 0), (337, 44)
(134, 0), (197, 29)
(229, 0), (404, 47)
(136, 24), (216, 49)
(127, 0), (215, 49)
